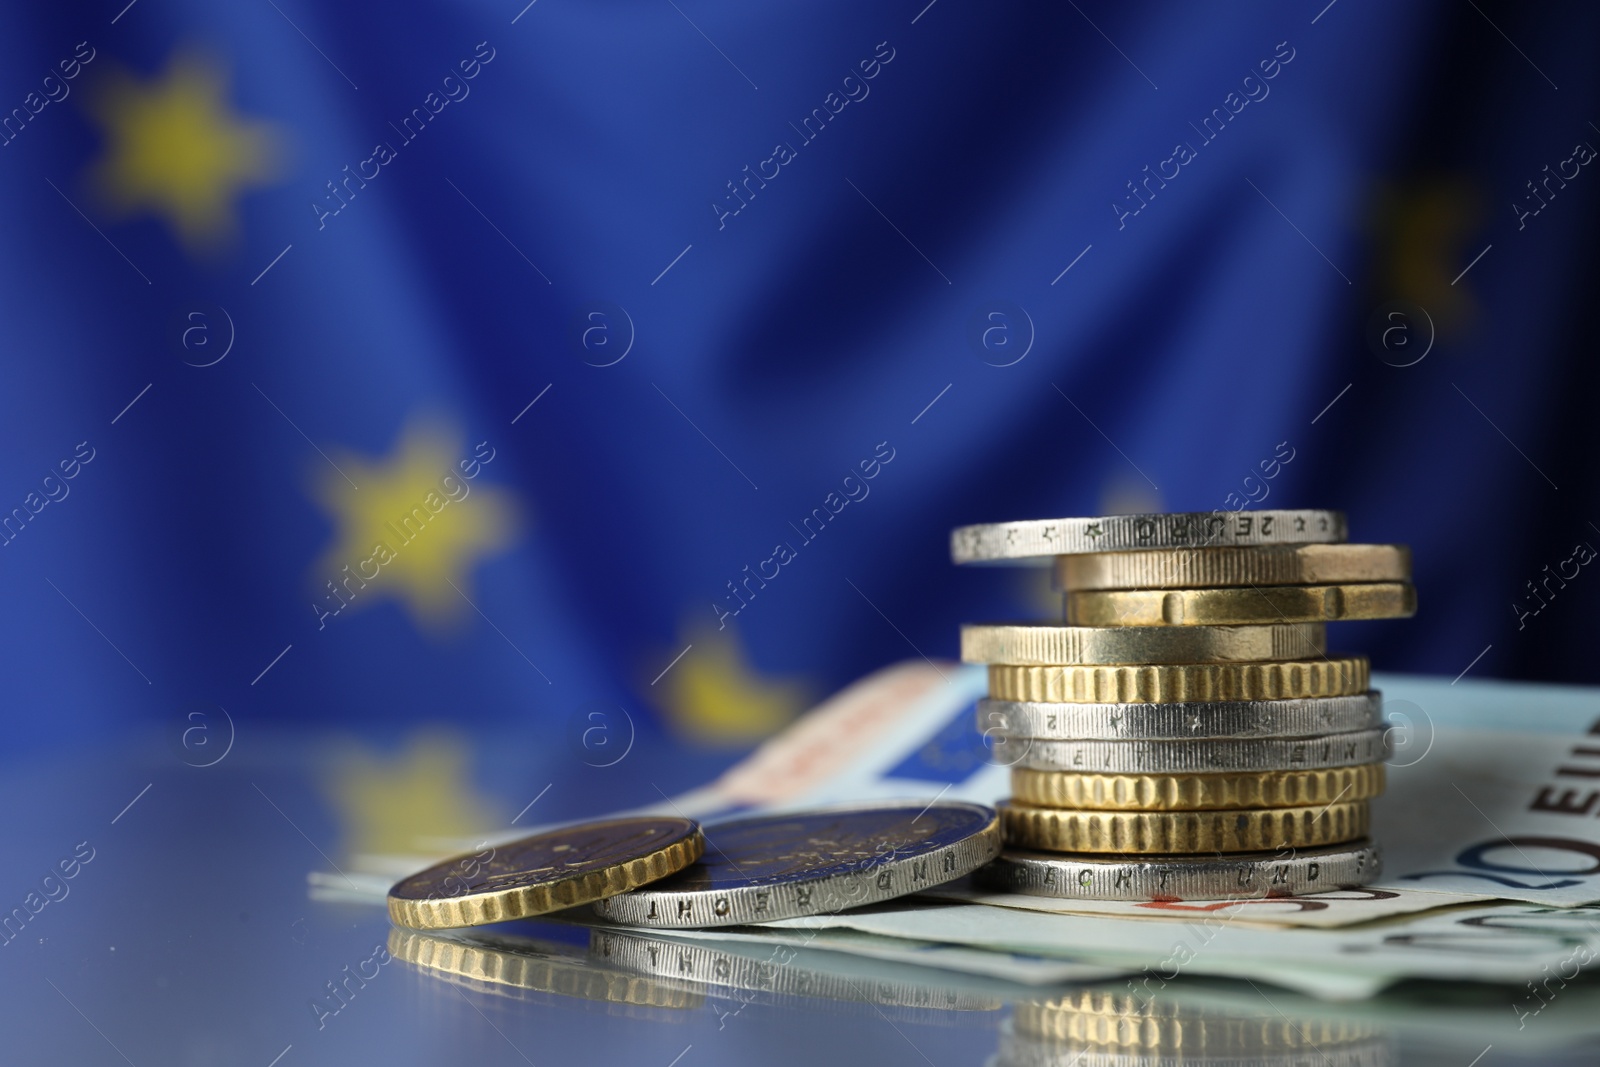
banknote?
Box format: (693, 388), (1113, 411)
(1373, 673), (1600, 905)
(921, 880), (1494, 928)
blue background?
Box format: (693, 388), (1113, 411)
(2, 0), (1597, 760)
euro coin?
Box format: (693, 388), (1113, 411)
(976, 839), (1382, 900)
(960, 623), (1324, 665)
(987, 657), (1369, 703)
(977, 693), (1382, 740)
(1009, 764), (1385, 810)
(998, 799), (1369, 854)
(387, 817), (704, 929)
(1054, 543), (1411, 590)
(951, 510), (1346, 564)
(1012, 729), (1389, 774)
(591, 801), (1000, 927)
(1065, 582), (1417, 626)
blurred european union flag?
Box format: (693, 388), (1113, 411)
(1, 0), (1597, 769)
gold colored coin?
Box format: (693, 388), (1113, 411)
(1054, 543), (1411, 591)
(1065, 582), (1417, 626)
(959, 623), (1324, 665)
(998, 800), (1369, 854)
(987, 657), (1368, 703)
(1010, 763), (1385, 811)
(387, 817), (704, 929)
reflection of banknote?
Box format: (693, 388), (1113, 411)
(753, 900), (1600, 1000)
(591, 922), (1122, 987)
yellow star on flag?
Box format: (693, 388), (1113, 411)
(1371, 178), (1482, 334)
(311, 419), (518, 634)
(85, 49), (285, 250)
(322, 730), (504, 857)
(655, 622), (810, 745)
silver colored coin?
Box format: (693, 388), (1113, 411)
(951, 510), (1346, 565)
(977, 693), (1383, 741)
(590, 801), (1001, 928)
(589, 928), (1003, 1012)
(975, 839), (1382, 901)
(1013, 729), (1389, 773)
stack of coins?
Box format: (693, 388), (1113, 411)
(951, 510), (1413, 900)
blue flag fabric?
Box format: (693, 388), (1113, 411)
(1, 0), (1597, 756)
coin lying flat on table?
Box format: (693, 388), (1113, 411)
(1065, 583), (1418, 626)
(959, 623), (1325, 665)
(976, 840), (1382, 900)
(987, 657), (1369, 703)
(1054, 543), (1411, 591)
(590, 801), (1000, 928)
(1009, 764), (1385, 810)
(387, 817), (704, 929)
(998, 799), (1369, 853)
(977, 693), (1383, 740)
(950, 510), (1347, 564)
(1013, 729), (1389, 774)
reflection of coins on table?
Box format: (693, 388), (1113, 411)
(1012, 729), (1390, 774)
(997, 800), (1369, 854)
(950, 510), (1347, 564)
(1008, 986), (1385, 1051)
(977, 693), (1383, 740)
(960, 623), (1325, 665)
(1054, 543), (1412, 590)
(387, 816), (704, 929)
(387, 926), (701, 1009)
(987, 657), (1369, 703)
(995, 1030), (1394, 1067)
(1010, 764), (1385, 810)
(590, 928), (1003, 1013)
(1065, 583), (1418, 626)
(591, 801), (1000, 928)
(976, 840), (1383, 900)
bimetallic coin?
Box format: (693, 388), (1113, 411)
(1065, 583), (1418, 626)
(951, 510), (1346, 565)
(1013, 729), (1389, 774)
(959, 623), (1325, 666)
(1010, 764), (1385, 810)
(591, 801), (1000, 928)
(977, 693), (1383, 740)
(997, 800), (1369, 854)
(987, 657), (1369, 703)
(1054, 543), (1411, 591)
(387, 817), (704, 929)
(977, 840), (1381, 900)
